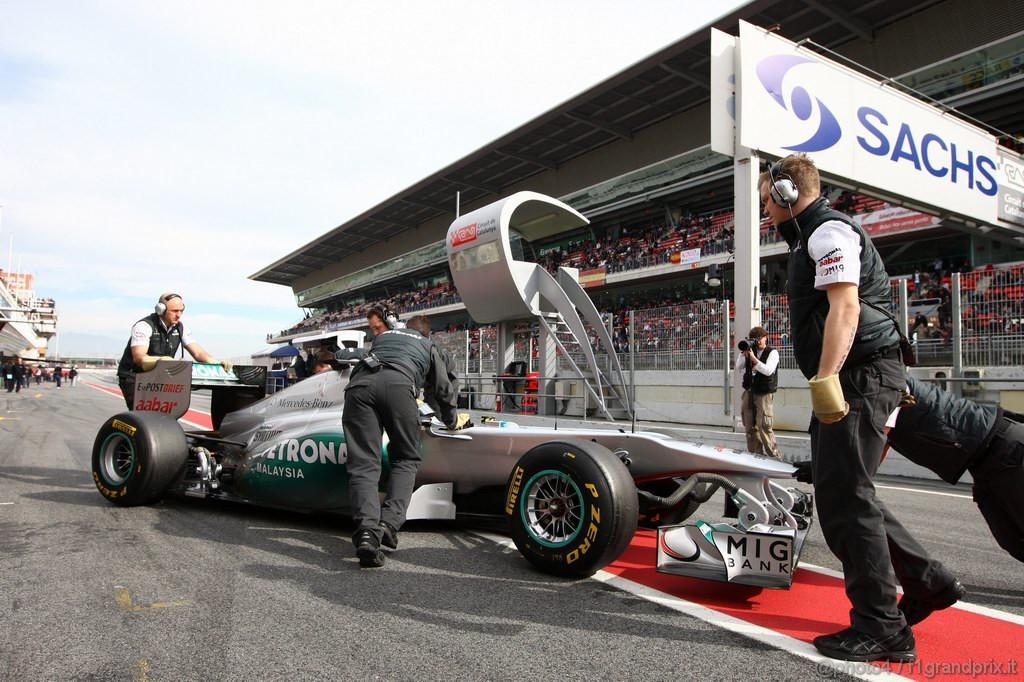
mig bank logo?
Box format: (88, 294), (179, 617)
(756, 54), (842, 152)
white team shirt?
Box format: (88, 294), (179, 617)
(807, 219), (862, 289)
(130, 318), (197, 350)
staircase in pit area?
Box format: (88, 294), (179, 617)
(537, 313), (631, 422)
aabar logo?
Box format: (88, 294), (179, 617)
(451, 222), (478, 247)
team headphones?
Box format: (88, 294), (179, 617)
(767, 161), (799, 209)
(372, 303), (403, 330)
(155, 292), (183, 316)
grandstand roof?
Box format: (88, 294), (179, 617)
(252, 0), (1016, 288)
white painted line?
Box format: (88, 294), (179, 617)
(0, 502), (14, 505)
(876, 483), (971, 500)
(591, 570), (914, 682)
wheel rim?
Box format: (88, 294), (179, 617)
(98, 432), (135, 486)
(520, 469), (584, 547)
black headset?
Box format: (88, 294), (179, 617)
(155, 293), (182, 316)
(767, 161), (799, 208)
(371, 304), (401, 330)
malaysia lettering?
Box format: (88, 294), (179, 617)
(254, 461), (306, 479)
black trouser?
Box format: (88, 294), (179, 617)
(971, 416), (1024, 562)
(811, 352), (954, 637)
(118, 377), (135, 410)
(342, 367), (422, 547)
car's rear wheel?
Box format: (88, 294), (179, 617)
(506, 440), (638, 578)
(92, 411), (189, 506)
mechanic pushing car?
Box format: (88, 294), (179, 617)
(885, 377), (1024, 563)
(116, 292), (229, 410)
(338, 311), (470, 568)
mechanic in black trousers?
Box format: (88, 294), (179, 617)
(762, 154), (960, 663)
(885, 377), (1024, 563)
(339, 312), (468, 568)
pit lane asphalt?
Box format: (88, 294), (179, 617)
(1, 372), (1021, 681)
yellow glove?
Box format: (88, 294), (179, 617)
(809, 374), (849, 424)
(447, 413), (471, 431)
(140, 355), (173, 371)
(220, 361), (234, 373)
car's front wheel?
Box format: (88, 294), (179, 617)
(505, 440), (638, 578)
(92, 411), (189, 506)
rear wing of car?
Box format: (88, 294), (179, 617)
(132, 360), (266, 430)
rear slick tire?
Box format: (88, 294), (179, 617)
(92, 411), (189, 506)
(506, 440), (638, 578)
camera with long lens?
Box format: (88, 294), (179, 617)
(737, 337), (757, 352)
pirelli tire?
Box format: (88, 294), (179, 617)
(92, 411), (189, 506)
(505, 440), (638, 578)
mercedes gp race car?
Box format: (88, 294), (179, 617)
(92, 361), (812, 587)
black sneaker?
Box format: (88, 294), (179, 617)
(813, 626), (916, 662)
(354, 530), (385, 568)
(899, 578), (965, 625)
(380, 521), (399, 550)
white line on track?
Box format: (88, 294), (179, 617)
(0, 502), (14, 505)
(471, 531), (911, 681)
(876, 483), (971, 500)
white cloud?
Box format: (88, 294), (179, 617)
(0, 0), (744, 359)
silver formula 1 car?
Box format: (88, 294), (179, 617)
(92, 361), (812, 587)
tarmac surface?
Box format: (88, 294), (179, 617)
(1, 370), (1021, 681)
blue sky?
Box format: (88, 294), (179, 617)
(0, 0), (743, 359)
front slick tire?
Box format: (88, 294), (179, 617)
(92, 411), (189, 506)
(506, 440), (638, 578)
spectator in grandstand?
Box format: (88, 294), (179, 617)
(116, 292), (227, 409)
(735, 326), (782, 459)
(911, 311), (929, 339)
(885, 377), (1023, 563)
(761, 153), (960, 663)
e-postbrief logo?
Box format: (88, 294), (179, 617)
(756, 54), (842, 152)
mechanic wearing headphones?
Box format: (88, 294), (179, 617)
(116, 292), (226, 410)
(339, 310), (469, 568)
(761, 154), (959, 663)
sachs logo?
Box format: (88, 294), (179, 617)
(451, 222), (478, 247)
(756, 54), (842, 152)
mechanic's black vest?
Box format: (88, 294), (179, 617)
(778, 197), (900, 379)
(362, 327), (433, 390)
(742, 345), (778, 394)
(887, 377), (998, 484)
(116, 313), (183, 380)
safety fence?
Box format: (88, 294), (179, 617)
(432, 263), (1024, 378)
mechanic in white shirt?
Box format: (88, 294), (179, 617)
(760, 154), (959, 663)
(115, 292), (223, 409)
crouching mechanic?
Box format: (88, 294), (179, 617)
(116, 292), (228, 410)
(886, 377), (1024, 563)
(339, 312), (469, 568)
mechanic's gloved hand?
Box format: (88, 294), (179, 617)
(220, 361), (234, 373)
(898, 390), (916, 408)
(446, 413), (471, 431)
(809, 374), (849, 424)
(140, 355), (174, 371)
(793, 460), (814, 484)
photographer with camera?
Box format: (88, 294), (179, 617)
(734, 326), (782, 460)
